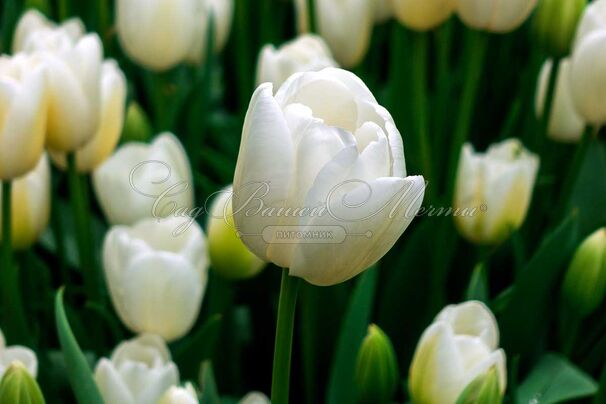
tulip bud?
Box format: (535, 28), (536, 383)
(239, 392), (270, 404)
(0, 54), (48, 181)
(0, 328), (38, 381)
(355, 325), (399, 404)
(561, 228), (606, 319)
(392, 0), (456, 31)
(93, 133), (194, 226)
(94, 334), (179, 404)
(455, 367), (503, 404)
(256, 34), (338, 91)
(409, 301), (507, 404)
(454, 139), (539, 245)
(0, 155), (51, 250)
(233, 68), (425, 286)
(207, 187), (266, 280)
(158, 383), (198, 404)
(535, 59), (585, 143)
(122, 102), (153, 143)
(49, 60), (127, 173)
(295, 0), (374, 67)
(534, 0), (587, 57)
(103, 217), (209, 342)
(457, 0), (539, 33)
(0, 362), (45, 404)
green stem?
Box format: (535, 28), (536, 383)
(271, 269), (300, 404)
(67, 153), (99, 303)
(411, 32), (433, 201)
(433, 22), (453, 189)
(307, 0), (317, 34)
(58, 0), (70, 20)
(1, 181), (29, 345)
(538, 57), (561, 150)
(446, 30), (488, 201)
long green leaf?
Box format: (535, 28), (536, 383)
(200, 361), (221, 404)
(326, 267), (378, 404)
(54, 289), (104, 404)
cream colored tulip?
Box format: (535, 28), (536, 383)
(454, 139), (539, 245)
(94, 334), (179, 404)
(457, 0), (539, 33)
(158, 383), (198, 404)
(50, 60), (127, 172)
(392, 0), (456, 31)
(0, 328), (38, 381)
(256, 34), (338, 90)
(239, 392), (270, 404)
(573, 0), (606, 49)
(103, 217), (209, 342)
(535, 59), (585, 143)
(409, 301), (507, 404)
(0, 155), (51, 250)
(186, 0), (234, 64)
(93, 133), (194, 225)
(12, 9), (85, 53)
(0, 54), (47, 180)
(295, 0), (374, 68)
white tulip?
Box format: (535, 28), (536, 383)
(256, 34), (338, 90)
(573, 0), (606, 49)
(0, 155), (51, 250)
(93, 133), (194, 226)
(158, 383), (198, 404)
(233, 68), (425, 286)
(0, 53), (47, 181)
(295, 0), (374, 68)
(0, 328), (37, 381)
(457, 0), (538, 33)
(570, 29), (606, 125)
(409, 301), (507, 404)
(103, 217), (209, 342)
(209, 0), (234, 52)
(12, 9), (85, 53)
(239, 392), (270, 404)
(50, 60), (127, 172)
(94, 334), (179, 404)
(392, 0), (456, 31)
(535, 59), (585, 143)
(454, 139), (539, 245)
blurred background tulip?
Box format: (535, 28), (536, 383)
(392, 0), (456, 31)
(457, 0), (539, 33)
(534, 0), (587, 57)
(0, 329), (37, 381)
(103, 217), (209, 342)
(0, 362), (45, 404)
(573, 0), (606, 48)
(158, 383), (198, 404)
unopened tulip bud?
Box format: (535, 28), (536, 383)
(0, 362), (45, 404)
(454, 139), (539, 245)
(455, 366), (502, 404)
(207, 187), (265, 280)
(534, 0), (587, 57)
(158, 383), (198, 404)
(392, 0), (456, 31)
(239, 392), (270, 404)
(122, 102), (153, 143)
(457, 0), (538, 33)
(355, 325), (399, 404)
(535, 59), (585, 143)
(0, 328), (38, 381)
(561, 228), (606, 319)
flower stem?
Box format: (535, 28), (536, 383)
(538, 57), (561, 150)
(307, 0), (317, 34)
(271, 269), (300, 404)
(67, 153), (100, 303)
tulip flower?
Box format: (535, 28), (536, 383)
(0, 362), (45, 404)
(186, 0), (234, 64)
(158, 383), (198, 404)
(0, 329), (38, 381)
(240, 392), (270, 404)
(535, 59), (585, 143)
(573, 0), (606, 49)
(457, 0), (539, 33)
(122, 102), (153, 143)
(409, 301), (507, 404)
(103, 217), (209, 341)
(207, 187), (266, 280)
(50, 60), (127, 172)
(295, 0), (374, 68)
(12, 9), (84, 53)
(94, 334), (179, 404)
(0, 54), (47, 181)
(233, 68), (425, 287)
(392, 0), (456, 31)
(454, 139), (539, 245)
(256, 34), (338, 91)
(570, 30), (606, 125)
(0, 155), (51, 250)
(93, 133), (194, 225)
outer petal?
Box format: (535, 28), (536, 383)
(94, 359), (136, 404)
(573, 0), (606, 49)
(457, 0), (538, 33)
(0, 346), (38, 378)
(435, 301), (500, 350)
(392, 0), (456, 31)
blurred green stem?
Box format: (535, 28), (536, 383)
(1, 181), (29, 345)
(272, 269), (300, 404)
(446, 30), (488, 200)
(58, 0), (70, 20)
(433, 22), (453, 189)
(538, 57), (561, 150)
(235, 0), (253, 114)
(411, 32), (433, 201)
(67, 154), (100, 304)
(307, 0), (317, 34)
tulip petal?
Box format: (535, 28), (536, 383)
(435, 301), (500, 349)
(94, 359), (136, 404)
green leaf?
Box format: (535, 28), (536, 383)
(54, 289), (104, 404)
(517, 353), (598, 404)
(327, 267), (378, 404)
(173, 314), (223, 380)
(199, 361), (221, 404)
(466, 263), (488, 303)
(595, 360), (606, 404)
(500, 212), (579, 361)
